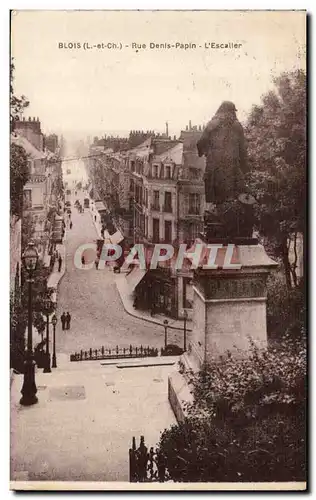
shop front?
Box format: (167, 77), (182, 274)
(134, 268), (177, 318)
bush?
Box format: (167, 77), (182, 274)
(157, 340), (306, 482)
(267, 272), (306, 341)
(161, 344), (184, 356)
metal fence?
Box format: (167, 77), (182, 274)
(129, 436), (169, 482)
(70, 344), (159, 362)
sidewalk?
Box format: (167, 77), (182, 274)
(11, 360), (176, 482)
(88, 201), (192, 331)
(47, 233), (67, 304)
(115, 273), (192, 332)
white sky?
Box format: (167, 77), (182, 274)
(11, 10), (306, 141)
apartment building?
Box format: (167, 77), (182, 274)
(87, 124), (205, 318)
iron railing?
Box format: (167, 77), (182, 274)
(129, 436), (169, 482)
(70, 344), (159, 362)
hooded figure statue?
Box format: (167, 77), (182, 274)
(197, 101), (248, 205)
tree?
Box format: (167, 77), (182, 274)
(10, 143), (29, 218)
(10, 59), (30, 218)
(246, 69), (306, 288)
(10, 59), (29, 131)
(157, 341), (306, 482)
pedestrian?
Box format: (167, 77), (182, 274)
(65, 311), (71, 330)
(68, 213), (71, 219)
(70, 221), (73, 230)
(58, 254), (62, 272)
(81, 255), (86, 266)
(61, 312), (66, 331)
(95, 257), (99, 270)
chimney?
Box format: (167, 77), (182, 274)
(173, 135), (176, 140)
(33, 117), (36, 121)
(165, 121), (169, 137)
(28, 116), (31, 121)
(199, 125), (202, 131)
(186, 125), (188, 131)
(189, 120), (192, 130)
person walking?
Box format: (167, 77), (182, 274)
(70, 221), (73, 230)
(65, 312), (71, 330)
(58, 254), (63, 272)
(81, 255), (86, 266)
(61, 312), (66, 331)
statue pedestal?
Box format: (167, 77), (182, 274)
(168, 243), (278, 421)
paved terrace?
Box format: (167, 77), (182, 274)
(11, 357), (177, 482)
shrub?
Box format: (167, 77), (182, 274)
(157, 340), (306, 482)
(267, 271), (306, 341)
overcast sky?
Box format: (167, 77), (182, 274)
(11, 10), (306, 141)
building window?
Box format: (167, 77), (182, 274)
(23, 189), (32, 209)
(153, 218), (160, 242)
(164, 192), (172, 212)
(164, 220), (172, 243)
(165, 166), (171, 179)
(153, 190), (160, 211)
(189, 223), (199, 241)
(160, 165), (164, 178)
(153, 165), (159, 178)
(130, 179), (134, 193)
(189, 168), (199, 180)
(188, 193), (200, 215)
(130, 160), (135, 172)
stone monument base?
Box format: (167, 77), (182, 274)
(168, 243), (277, 422)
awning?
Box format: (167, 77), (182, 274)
(95, 201), (107, 213)
(126, 267), (147, 294)
(52, 231), (63, 243)
(110, 230), (124, 245)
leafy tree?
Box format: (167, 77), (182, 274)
(10, 59), (29, 131)
(157, 340), (306, 482)
(10, 143), (29, 218)
(10, 60), (30, 217)
(246, 69), (306, 288)
(11, 259), (55, 371)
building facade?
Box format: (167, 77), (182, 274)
(87, 123), (206, 319)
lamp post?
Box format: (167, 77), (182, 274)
(163, 319), (169, 349)
(43, 300), (52, 373)
(20, 241), (39, 406)
(183, 310), (188, 352)
(51, 314), (57, 368)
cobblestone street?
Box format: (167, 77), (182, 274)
(56, 186), (178, 356)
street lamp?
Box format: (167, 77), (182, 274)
(183, 310), (188, 352)
(51, 314), (57, 368)
(163, 319), (169, 349)
(20, 241), (39, 406)
(43, 299), (52, 373)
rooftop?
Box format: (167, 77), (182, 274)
(11, 133), (46, 160)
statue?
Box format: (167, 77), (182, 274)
(197, 101), (255, 241)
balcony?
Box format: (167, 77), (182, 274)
(163, 205), (173, 213)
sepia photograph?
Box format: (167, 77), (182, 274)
(9, 9), (306, 491)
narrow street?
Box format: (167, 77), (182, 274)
(56, 172), (168, 356)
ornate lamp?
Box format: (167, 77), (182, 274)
(51, 314), (58, 368)
(20, 240), (39, 406)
